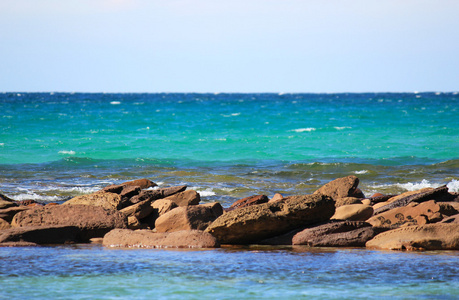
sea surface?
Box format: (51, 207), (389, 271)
(1, 92), (458, 298)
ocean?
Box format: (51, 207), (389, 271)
(1, 92), (458, 298)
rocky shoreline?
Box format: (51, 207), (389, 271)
(1, 176), (458, 251)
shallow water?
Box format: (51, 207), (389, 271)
(1, 245), (458, 299)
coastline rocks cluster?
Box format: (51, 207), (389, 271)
(1, 175), (458, 251)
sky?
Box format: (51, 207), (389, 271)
(1, 0), (458, 93)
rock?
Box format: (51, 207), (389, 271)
(369, 194), (396, 205)
(441, 214), (459, 223)
(11, 205), (127, 241)
(331, 204), (374, 221)
(122, 178), (157, 189)
(63, 191), (124, 210)
(269, 193), (284, 203)
(0, 193), (17, 209)
(103, 229), (219, 248)
(367, 200), (443, 228)
(0, 206), (30, 222)
(119, 199), (153, 220)
(374, 186), (451, 215)
(155, 204), (223, 233)
(0, 226), (80, 244)
(141, 199), (179, 229)
(126, 216), (148, 230)
(119, 186), (141, 204)
(438, 202), (459, 216)
(0, 218), (11, 230)
(292, 220), (383, 247)
(205, 194), (335, 244)
(361, 199), (371, 205)
(335, 197), (362, 207)
(350, 188), (365, 198)
(17, 200), (42, 206)
(0, 241), (39, 247)
(227, 195), (269, 211)
(129, 185), (187, 204)
(313, 175), (360, 201)
(366, 223), (459, 251)
(201, 202), (224, 217)
(162, 190), (200, 207)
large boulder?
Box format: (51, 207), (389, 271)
(11, 205), (127, 241)
(331, 204), (374, 221)
(366, 223), (459, 251)
(63, 191), (124, 210)
(227, 195), (269, 211)
(162, 190), (200, 207)
(103, 229), (219, 248)
(292, 221), (383, 247)
(155, 203), (223, 233)
(205, 194), (335, 244)
(313, 176), (360, 201)
(0, 226), (80, 245)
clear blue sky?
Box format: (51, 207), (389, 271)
(1, 0), (458, 93)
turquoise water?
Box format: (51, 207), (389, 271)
(1, 92), (458, 299)
(1, 245), (458, 299)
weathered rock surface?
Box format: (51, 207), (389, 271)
(269, 193), (284, 203)
(335, 197), (363, 207)
(0, 226), (80, 244)
(368, 200), (445, 227)
(162, 190), (200, 207)
(122, 178), (157, 189)
(313, 175), (360, 201)
(205, 194), (335, 244)
(332, 204), (374, 221)
(63, 191), (124, 210)
(292, 221), (383, 247)
(119, 199), (153, 220)
(227, 195), (269, 211)
(441, 214), (459, 224)
(129, 185), (187, 204)
(0, 218), (11, 230)
(366, 223), (459, 251)
(374, 186), (452, 215)
(0, 193), (17, 209)
(12, 205), (127, 241)
(103, 229), (219, 248)
(155, 203), (223, 233)
(0, 206), (30, 222)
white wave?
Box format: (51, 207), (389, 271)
(354, 170), (368, 174)
(58, 150), (76, 155)
(291, 128), (316, 133)
(13, 192), (61, 202)
(334, 126), (351, 130)
(190, 186), (216, 197)
(0, 143), (4, 146)
(110, 101), (121, 105)
(447, 179), (459, 193)
(369, 179), (459, 193)
(222, 112), (241, 117)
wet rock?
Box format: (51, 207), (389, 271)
(368, 200), (443, 228)
(227, 195), (269, 211)
(366, 223), (459, 251)
(313, 175), (360, 201)
(0, 226), (80, 245)
(63, 191), (123, 210)
(292, 220), (383, 247)
(155, 203), (223, 233)
(103, 229), (219, 248)
(331, 204), (374, 221)
(129, 185), (187, 204)
(374, 186), (451, 215)
(162, 190), (200, 207)
(0, 241), (39, 247)
(335, 197), (363, 207)
(205, 194), (335, 244)
(11, 205), (127, 241)
(0, 206), (30, 222)
(0, 218), (11, 230)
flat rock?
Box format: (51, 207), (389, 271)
(0, 241), (39, 247)
(227, 195), (269, 211)
(205, 194), (335, 244)
(122, 178), (157, 189)
(11, 205), (127, 241)
(366, 223), (459, 251)
(103, 229), (219, 248)
(129, 185), (187, 204)
(313, 175), (360, 201)
(335, 197), (363, 207)
(155, 203), (223, 233)
(63, 191), (123, 210)
(162, 190), (200, 207)
(331, 204), (374, 221)
(0, 226), (80, 244)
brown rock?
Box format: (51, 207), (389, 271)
(155, 204), (223, 233)
(63, 191), (123, 210)
(331, 204), (374, 221)
(126, 216), (148, 230)
(205, 194), (335, 244)
(119, 199), (153, 220)
(11, 205), (127, 241)
(0, 193), (17, 209)
(162, 190), (200, 207)
(0, 206), (30, 222)
(313, 175), (360, 201)
(441, 214), (459, 224)
(361, 199), (371, 205)
(151, 199), (178, 217)
(350, 188), (365, 198)
(269, 193), (284, 203)
(335, 197), (362, 207)
(103, 229), (219, 248)
(0, 218), (11, 230)
(0, 226), (80, 244)
(292, 220), (382, 247)
(122, 178), (157, 189)
(0, 241), (39, 247)
(367, 200), (442, 228)
(366, 223), (459, 250)
(227, 195), (269, 211)
(129, 185), (187, 204)
(119, 186), (141, 203)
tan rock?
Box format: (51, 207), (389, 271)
(331, 204), (374, 221)
(119, 199), (153, 220)
(122, 178), (157, 189)
(366, 223), (459, 250)
(162, 190), (200, 207)
(205, 194), (335, 244)
(63, 191), (123, 210)
(151, 199), (178, 217)
(386, 188), (433, 204)
(269, 193), (284, 203)
(103, 229), (219, 248)
(227, 195), (269, 211)
(0, 206), (30, 223)
(0, 193), (17, 209)
(0, 218), (11, 230)
(361, 199), (371, 205)
(335, 197), (362, 207)
(313, 175), (360, 201)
